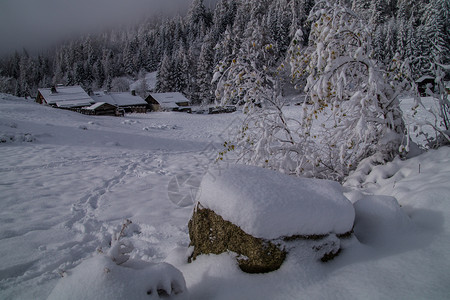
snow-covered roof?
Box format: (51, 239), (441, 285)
(149, 93), (190, 109)
(92, 92), (147, 107)
(197, 165), (355, 239)
(38, 85), (94, 107)
(56, 99), (94, 108)
(84, 102), (117, 110)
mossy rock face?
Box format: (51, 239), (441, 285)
(188, 204), (353, 273)
(188, 205), (286, 273)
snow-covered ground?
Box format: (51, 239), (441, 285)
(0, 94), (449, 299)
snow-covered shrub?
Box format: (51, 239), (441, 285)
(105, 219), (134, 265)
(216, 0), (406, 181)
(286, 0), (405, 180)
(213, 39), (300, 174)
(212, 30), (296, 171)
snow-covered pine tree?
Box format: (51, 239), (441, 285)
(186, 0), (212, 43)
(369, 0), (385, 25)
(197, 34), (216, 106)
(18, 51), (33, 97)
(351, 0), (371, 18)
(64, 70), (75, 86)
(383, 19), (398, 64)
(173, 46), (189, 93)
(289, 0), (315, 40)
(405, 17), (416, 60)
(211, 0), (237, 42)
(155, 52), (175, 93)
(6, 52), (21, 80)
(92, 60), (105, 90)
(372, 25), (386, 62)
(395, 0), (450, 146)
(396, 19), (409, 60)
(123, 39), (136, 76)
(35, 54), (50, 88)
(267, 0), (292, 58)
(428, 0), (450, 133)
(229, 1), (250, 55)
(73, 62), (85, 86)
(424, 0), (449, 67)
(0, 74), (13, 94)
(102, 49), (115, 90)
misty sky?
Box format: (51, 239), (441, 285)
(0, 0), (216, 55)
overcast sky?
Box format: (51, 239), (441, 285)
(0, 0), (216, 55)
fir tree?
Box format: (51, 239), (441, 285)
(173, 46), (189, 93)
(197, 35), (216, 105)
(155, 52), (174, 92)
(424, 0), (450, 65)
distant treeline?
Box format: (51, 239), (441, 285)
(0, 0), (448, 104)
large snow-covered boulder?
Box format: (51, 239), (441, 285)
(189, 205), (287, 273)
(188, 165), (355, 273)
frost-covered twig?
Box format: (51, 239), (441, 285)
(102, 219), (134, 265)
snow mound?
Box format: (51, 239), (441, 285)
(143, 124), (179, 131)
(0, 132), (35, 143)
(48, 255), (188, 300)
(197, 165), (355, 239)
(353, 195), (412, 243)
(122, 119), (141, 125)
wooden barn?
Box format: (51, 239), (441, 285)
(36, 85), (95, 110)
(80, 102), (124, 116)
(145, 92), (191, 113)
(91, 91), (147, 113)
(416, 76), (435, 96)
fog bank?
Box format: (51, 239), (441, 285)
(0, 0), (199, 55)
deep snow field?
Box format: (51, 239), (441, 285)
(0, 94), (449, 299)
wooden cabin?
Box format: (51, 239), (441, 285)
(36, 85), (95, 110)
(91, 91), (147, 113)
(145, 92), (191, 113)
(416, 76), (435, 96)
(81, 102), (124, 116)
